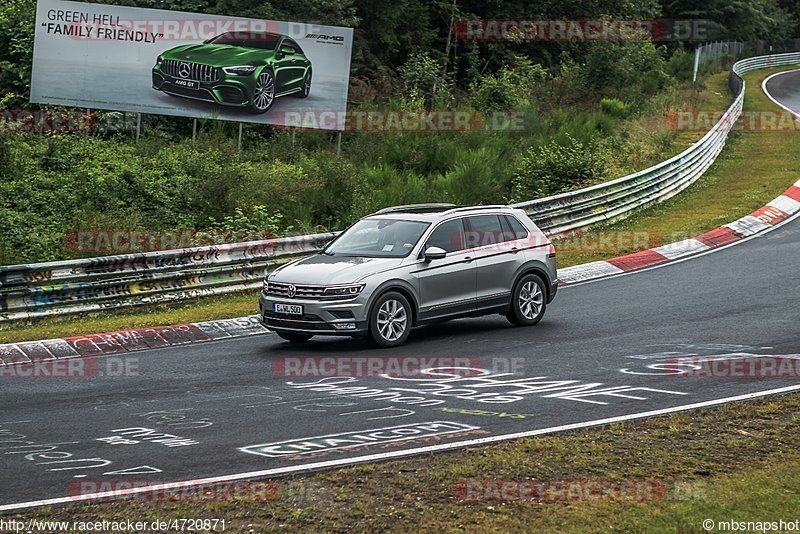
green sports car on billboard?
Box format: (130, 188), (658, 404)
(152, 31), (312, 113)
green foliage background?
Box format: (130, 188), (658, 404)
(0, 0), (798, 264)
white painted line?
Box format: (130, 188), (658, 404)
(762, 69), (800, 120)
(3, 384), (800, 512)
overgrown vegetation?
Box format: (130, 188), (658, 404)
(1, 0), (799, 264)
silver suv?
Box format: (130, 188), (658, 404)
(259, 204), (558, 347)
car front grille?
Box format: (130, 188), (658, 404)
(161, 60), (220, 82)
(267, 282), (325, 300)
(263, 313), (333, 331)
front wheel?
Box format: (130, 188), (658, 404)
(276, 331), (313, 343)
(250, 70), (276, 113)
(506, 273), (547, 326)
(367, 292), (412, 348)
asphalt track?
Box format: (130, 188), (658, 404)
(1, 71), (799, 512)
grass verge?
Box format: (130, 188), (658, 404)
(1, 67), (798, 344)
(13, 390), (800, 532)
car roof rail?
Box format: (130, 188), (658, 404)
(441, 205), (512, 215)
(371, 203), (458, 215)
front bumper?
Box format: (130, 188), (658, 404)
(259, 291), (370, 336)
(152, 66), (254, 107)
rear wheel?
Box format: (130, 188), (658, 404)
(276, 331), (313, 343)
(506, 273), (547, 326)
(367, 292), (412, 347)
(293, 70), (312, 98)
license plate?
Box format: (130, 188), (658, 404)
(274, 303), (303, 315)
(173, 79), (199, 90)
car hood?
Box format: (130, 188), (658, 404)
(162, 44), (273, 65)
(270, 254), (405, 286)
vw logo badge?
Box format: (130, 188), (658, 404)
(178, 63), (191, 79)
(287, 285), (297, 298)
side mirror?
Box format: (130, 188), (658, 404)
(279, 45), (295, 56)
(423, 246), (447, 262)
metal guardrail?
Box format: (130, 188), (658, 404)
(1, 52), (799, 324)
(512, 51), (800, 236)
(0, 234), (336, 323)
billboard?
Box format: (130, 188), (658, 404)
(30, 0), (354, 130)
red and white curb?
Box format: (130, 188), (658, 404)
(557, 180), (800, 285)
(0, 316), (267, 366)
(0, 179), (798, 366)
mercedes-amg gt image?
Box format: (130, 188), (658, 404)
(152, 31), (312, 113)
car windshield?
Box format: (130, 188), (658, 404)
(206, 32), (280, 51)
(323, 218), (430, 258)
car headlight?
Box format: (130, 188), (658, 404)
(223, 65), (257, 76)
(156, 55), (163, 64)
(262, 278), (269, 293)
(321, 284), (365, 300)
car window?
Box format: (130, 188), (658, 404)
(323, 218), (430, 258)
(464, 215), (507, 248)
(502, 215), (529, 239)
(283, 39), (303, 54)
(426, 218), (466, 253)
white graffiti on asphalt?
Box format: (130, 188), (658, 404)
(286, 367), (687, 405)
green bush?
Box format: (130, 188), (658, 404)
(399, 52), (453, 110)
(469, 57), (547, 113)
(510, 135), (605, 202)
(600, 98), (631, 119)
(665, 47), (696, 82)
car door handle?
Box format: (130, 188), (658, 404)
(462, 256), (473, 263)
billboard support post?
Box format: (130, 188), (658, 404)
(336, 132), (342, 156)
(238, 123), (243, 151)
(193, 119), (197, 142)
(291, 128), (296, 148)
(136, 113), (141, 143)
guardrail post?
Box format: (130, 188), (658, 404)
(693, 46), (701, 83)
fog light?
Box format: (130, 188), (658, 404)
(332, 322), (356, 330)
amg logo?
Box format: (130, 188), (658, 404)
(305, 33), (345, 42)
